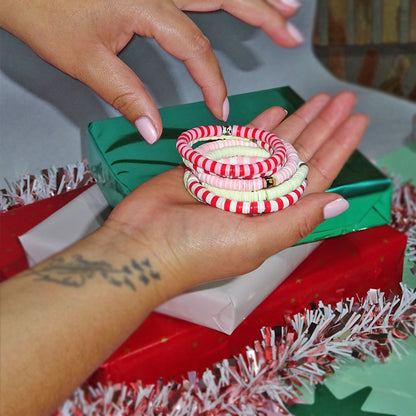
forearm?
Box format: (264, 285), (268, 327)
(0, 225), (174, 416)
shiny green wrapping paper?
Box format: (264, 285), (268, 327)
(88, 86), (391, 243)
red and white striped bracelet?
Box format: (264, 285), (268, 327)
(176, 125), (308, 214)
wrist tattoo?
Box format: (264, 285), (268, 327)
(31, 255), (160, 290)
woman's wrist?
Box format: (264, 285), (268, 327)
(87, 221), (189, 306)
(0, 222), (175, 416)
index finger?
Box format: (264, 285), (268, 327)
(139, 4), (228, 121)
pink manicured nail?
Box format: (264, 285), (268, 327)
(135, 117), (158, 144)
(222, 97), (230, 122)
(281, 0), (301, 9)
(286, 22), (304, 44)
(323, 198), (349, 219)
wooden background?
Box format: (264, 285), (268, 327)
(313, 0), (416, 101)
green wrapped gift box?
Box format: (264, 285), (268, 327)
(87, 86), (391, 243)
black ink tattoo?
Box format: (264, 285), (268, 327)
(31, 255), (160, 290)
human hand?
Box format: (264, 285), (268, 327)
(105, 91), (368, 300)
(0, 91), (367, 416)
(1, 0), (303, 144)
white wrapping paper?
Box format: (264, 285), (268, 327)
(19, 185), (111, 267)
(19, 184), (319, 334)
(156, 242), (318, 334)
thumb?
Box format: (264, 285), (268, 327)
(254, 193), (350, 257)
(79, 49), (162, 144)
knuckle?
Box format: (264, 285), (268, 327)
(309, 157), (332, 185)
(189, 31), (211, 57)
(294, 141), (312, 163)
(111, 91), (137, 116)
(294, 207), (316, 241)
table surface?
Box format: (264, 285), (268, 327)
(1, 0), (415, 189)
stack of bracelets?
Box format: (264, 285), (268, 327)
(176, 125), (308, 214)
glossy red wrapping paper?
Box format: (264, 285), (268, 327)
(90, 224), (407, 386)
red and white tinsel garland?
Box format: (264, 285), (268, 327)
(392, 177), (416, 271)
(2, 160), (415, 414)
(0, 160), (95, 212)
(55, 284), (416, 416)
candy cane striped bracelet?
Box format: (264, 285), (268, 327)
(176, 125), (308, 214)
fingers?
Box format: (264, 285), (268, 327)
(164, 0), (304, 121)
(136, 3), (228, 123)
(273, 93), (332, 142)
(288, 92), (368, 193)
(246, 106), (288, 131)
(265, 0), (302, 18)
(305, 112), (369, 193)
(95, 0), (304, 142)
(252, 192), (349, 258)
(78, 49), (163, 144)
(247, 91), (368, 203)
(177, 0), (304, 46)
(271, 91), (368, 193)
(222, 0), (304, 46)
(183, 46), (229, 123)
(289, 91), (358, 162)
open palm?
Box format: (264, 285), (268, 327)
(106, 91), (368, 294)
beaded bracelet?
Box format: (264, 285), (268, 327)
(177, 125), (286, 179)
(176, 125), (308, 214)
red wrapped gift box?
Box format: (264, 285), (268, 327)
(90, 224), (407, 386)
(0, 186), (92, 281)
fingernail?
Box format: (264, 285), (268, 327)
(286, 22), (304, 44)
(222, 97), (230, 122)
(135, 117), (158, 144)
(281, 0), (301, 9)
(323, 198), (349, 219)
